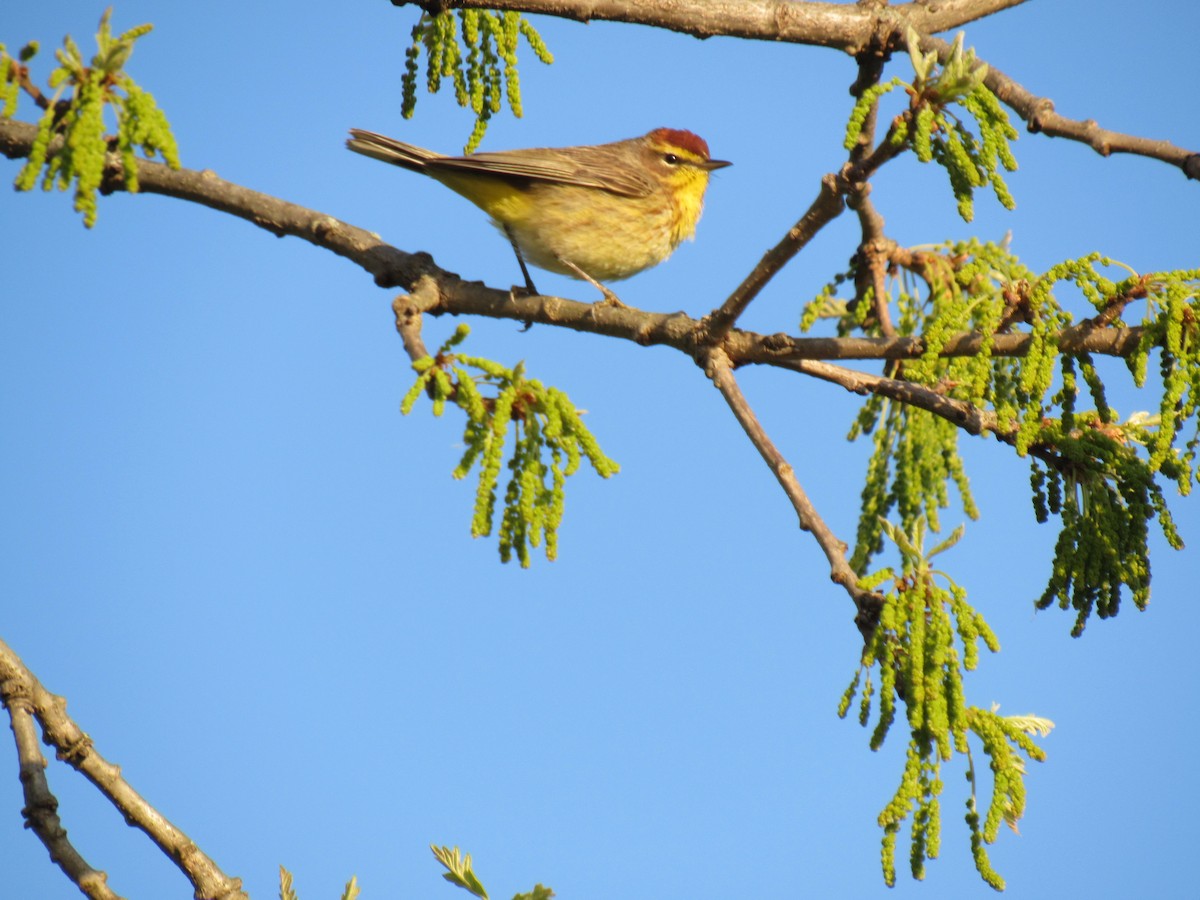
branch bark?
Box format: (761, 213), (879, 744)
(402, 0), (1031, 51)
(392, 0), (1197, 177)
(917, 33), (1200, 179)
(0, 113), (1168, 635)
(0, 116), (1150, 403)
(1, 670), (123, 900)
(701, 348), (883, 637)
(702, 173), (846, 343)
(0, 637), (248, 900)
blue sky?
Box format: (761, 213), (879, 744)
(3, 2), (1198, 898)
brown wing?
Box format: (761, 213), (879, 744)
(425, 142), (657, 199)
(346, 129), (440, 173)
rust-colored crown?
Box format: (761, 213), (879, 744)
(647, 128), (711, 160)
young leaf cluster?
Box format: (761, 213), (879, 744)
(825, 241), (1034, 572)
(8, 8), (178, 227)
(847, 29), (1017, 222)
(1018, 263), (1197, 632)
(432, 845), (555, 900)
(1028, 381), (1186, 634)
(402, 325), (619, 567)
(808, 242), (1196, 630)
(910, 31), (1018, 222)
(847, 395), (978, 576)
(1, 41), (39, 117)
(278, 864), (361, 900)
(1125, 268), (1200, 482)
(401, 8), (553, 153)
(839, 519), (1050, 889)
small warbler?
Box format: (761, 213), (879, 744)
(346, 127), (730, 304)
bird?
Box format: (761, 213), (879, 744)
(346, 127), (730, 305)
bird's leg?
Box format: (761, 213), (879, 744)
(503, 226), (540, 296)
(555, 256), (627, 308)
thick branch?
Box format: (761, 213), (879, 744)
(0, 118), (1149, 366)
(402, 0), (1030, 52)
(701, 349), (882, 637)
(0, 636), (248, 900)
(395, 0), (1196, 176)
(0, 117), (1167, 510)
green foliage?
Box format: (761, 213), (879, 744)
(431, 845), (555, 900)
(1019, 264), (1198, 633)
(279, 865), (297, 900)
(278, 865), (360, 900)
(910, 32), (1017, 222)
(854, 28), (1017, 221)
(1030, 403), (1185, 635)
(402, 324), (619, 567)
(402, 8), (553, 153)
(847, 396), (979, 575)
(805, 241), (1197, 633)
(8, 8), (178, 227)
(432, 845), (490, 899)
(843, 76), (903, 150)
(1, 41), (36, 117)
(841, 519), (1051, 890)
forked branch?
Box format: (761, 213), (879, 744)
(1, 672), (122, 900)
(0, 637), (248, 900)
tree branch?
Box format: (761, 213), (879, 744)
(394, 274), (441, 361)
(739, 321), (1146, 364)
(774, 355), (1119, 482)
(400, 0), (1030, 52)
(1, 668), (123, 900)
(917, 33), (1200, 180)
(702, 173), (846, 343)
(0, 636), (248, 900)
(0, 116), (1149, 365)
(393, 0), (1196, 177)
(700, 348), (882, 637)
(0, 116), (1165, 538)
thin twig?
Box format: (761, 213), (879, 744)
(918, 32), (1200, 180)
(845, 51), (897, 338)
(849, 190), (898, 339)
(774, 355), (1119, 482)
(701, 348), (883, 637)
(702, 174), (846, 344)
(14, 61), (53, 111)
(847, 37), (890, 164)
(702, 88), (915, 345)
(393, 274), (443, 362)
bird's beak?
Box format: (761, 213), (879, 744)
(702, 159), (732, 171)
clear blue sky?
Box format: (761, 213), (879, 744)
(3, 2), (1197, 898)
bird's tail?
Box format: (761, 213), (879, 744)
(346, 129), (441, 172)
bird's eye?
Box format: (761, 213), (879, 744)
(662, 153), (681, 166)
